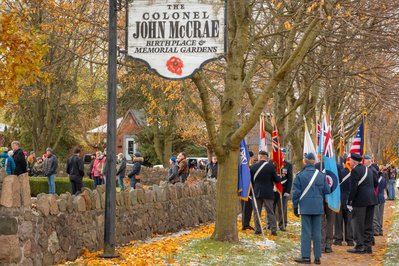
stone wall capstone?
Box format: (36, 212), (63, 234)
(0, 173), (217, 266)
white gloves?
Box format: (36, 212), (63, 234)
(347, 205), (353, 212)
(283, 193), (290, 197)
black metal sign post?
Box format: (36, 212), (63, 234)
(99, 0), (118, 258)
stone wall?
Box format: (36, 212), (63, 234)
(0, 174), (217, 265)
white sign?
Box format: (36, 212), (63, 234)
(127, 0), (226, 80)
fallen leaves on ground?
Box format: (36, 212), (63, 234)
(61, 201), (398, 266)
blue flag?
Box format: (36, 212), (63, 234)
(323, 155), (341, 212)
(238, 139), (251, 201)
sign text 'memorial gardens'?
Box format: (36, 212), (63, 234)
(127, 0), (226, 80)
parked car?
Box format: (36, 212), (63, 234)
(187, 157), (208, 170)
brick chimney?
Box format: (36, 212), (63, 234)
(99, 107), (107, 125)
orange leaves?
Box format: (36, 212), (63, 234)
(68, 224), (215, 265)
(283, 21), (292, 30)
(0, 10), (48, 106)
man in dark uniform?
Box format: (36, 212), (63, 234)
(347, 153), (378, 254)
(315, 160), (342, 253)
(251, 151), (281, 236)
(333, 155), (354, 246)
(241, 151), (254, 230)
(273, 147), (293, 231)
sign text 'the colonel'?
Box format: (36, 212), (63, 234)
(127, 0), (226, 79)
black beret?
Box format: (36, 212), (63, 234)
(259, 150), (268, 156)
(305, 152), (315, 160)
(350, 153), (362, 162)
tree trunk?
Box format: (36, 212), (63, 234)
(211, 148), (239, 242)
(162, 132), (173, 167)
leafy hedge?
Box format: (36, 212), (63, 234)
(30, 176), (94, 196)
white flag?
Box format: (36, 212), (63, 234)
(303, 118), (319, 162)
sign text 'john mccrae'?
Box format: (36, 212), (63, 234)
(127, 0), (225, 79)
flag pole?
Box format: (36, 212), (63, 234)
(273, 117), (285, 230)
(320, 112), (324, 171)
(250, 183), (267, 241)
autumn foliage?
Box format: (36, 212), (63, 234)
(0, 9), (47, 106)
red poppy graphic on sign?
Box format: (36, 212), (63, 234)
(166, 56), (184, 76)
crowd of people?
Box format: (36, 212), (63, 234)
(240, 147), (397, 265)
(0, 141), (59, 194)
(0, 140), (218, 196)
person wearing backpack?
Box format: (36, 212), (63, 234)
(0, 147), (16, 175)
(127, 152), (143, 189)
(292, 152), (330, 265)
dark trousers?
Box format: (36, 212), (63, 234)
(70, 179), (83, 195)
(373, 203), (384, 234)
(241, 198), (253, 228)
(352, 206), (375, 249)
(93, 176), (103, 188)
(322, 206), (336, 250)
(273, 192), (288, 229)
(130, 177), (139, 188)
(254, 198), (276, 233)
(301, 215), (322, 259)
(334, 209), (353, 244)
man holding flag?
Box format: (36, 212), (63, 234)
(273, 148), (293, 231)
(251, 151), (281, 236)
(347, 153), (378, 254)
(315, 116), (342, 253)
(238, 139), (256, 231)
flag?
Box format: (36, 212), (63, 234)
(259, 115), (267, 152)
(348, 118), (365, 163)
(316, 118), (323, 157)
(320, 116), (341, 212)
(303, 118), (318, 162)
(271, 118), (283, 194)
(322, 116), (334, 158)
(238, 138), (251, 201)
(323, 155), (341, 212)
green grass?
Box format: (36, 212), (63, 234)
(173, 225), (301, 265)
(384, 200), (399, 266)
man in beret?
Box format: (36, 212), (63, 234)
(273, 147), (293, 231)
(293, 153), (330, 264)
(251, 151), (281, 236)
(347, 153), (378, 254)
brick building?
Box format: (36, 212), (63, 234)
(87, 109), (144, 160)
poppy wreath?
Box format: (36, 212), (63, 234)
(166, 56), (184, 76)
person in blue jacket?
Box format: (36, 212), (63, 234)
(0, 147), (16, 175)
(373, 166), (386, 236)
(292, 152), (330, 265)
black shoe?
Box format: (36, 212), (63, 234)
(365, 247), (372, 254)
(254, 231), (262, 235)
(347, 241), (355, 246)
(272, 231), (278, 236)
(379, 232), (384, 236)
(347, 248), (366, 254)
(333, 241), (342, 246)
(314, 258), (321, 265)
(294, 257), (311, 264)
(242, 226), (254, 231)
(279, 227), (286, 231)
(325, 247), (332, 253)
